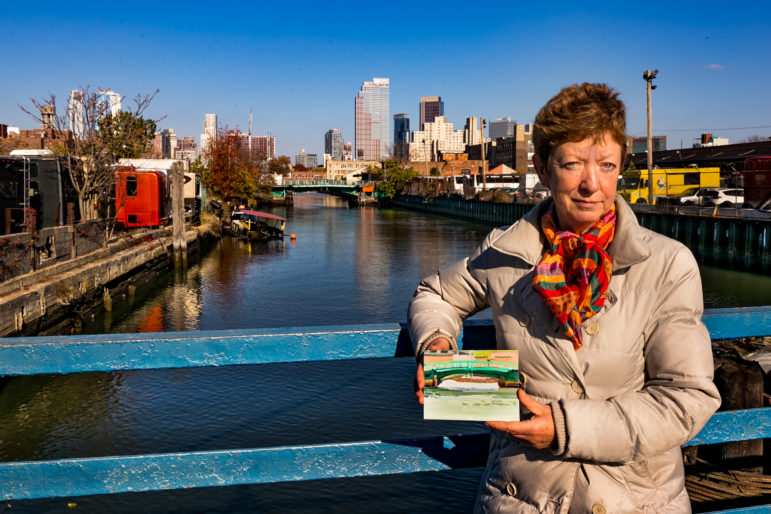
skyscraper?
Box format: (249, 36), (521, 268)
(252, 135), (275, 161)
(354, 77), (389, 161)
(393, 114), (409, 160)
(489, 117), (516, 140)
(68, 90), (85, 139)
(464, 116), (481, 146)
(200, 113), (217, 156)
(419, 96), (444, 130)
(161, 128), (177, 158)
(295, 149), (318, 169)
(325, 128), (344, 161)
(97, 89), (121, 117)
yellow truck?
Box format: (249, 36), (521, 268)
(619, 167), (721, 204)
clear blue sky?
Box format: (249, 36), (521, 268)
(2, 1), (769, 158)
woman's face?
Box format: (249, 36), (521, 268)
(534, 133), (621, 233)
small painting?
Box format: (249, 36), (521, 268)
(423, 349), (519, 422)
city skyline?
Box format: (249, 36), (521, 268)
(1, 2), (769, 159)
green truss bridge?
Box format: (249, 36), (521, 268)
(270, 179), (382, 205)
(424, 359), (519, 386)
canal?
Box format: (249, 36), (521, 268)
(3, 194), (771, 513)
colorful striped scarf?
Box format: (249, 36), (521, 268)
(532, 204), (616, 350)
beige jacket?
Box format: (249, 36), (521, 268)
(409, 197), (720, 513)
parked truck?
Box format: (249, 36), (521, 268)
(117, 158), (201, 222)
(619, 167), (721, 204)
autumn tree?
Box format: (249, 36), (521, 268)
(268, 155), (292, 176)
(203, 128), (267, 203)
(21, 86), (161, 225)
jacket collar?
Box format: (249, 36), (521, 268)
(488, 195), (650, 270)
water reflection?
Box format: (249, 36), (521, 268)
(4, 196), (770, 512)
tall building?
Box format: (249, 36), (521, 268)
(175, 136), (199, 163)
(419, 96), (444, 130)
(489, 117), (516, 140)
(325, 128), (344, 161)
(464, 116), (481, 146)
(409, 116), (464, 161)
(295, 148), (318, 169)
(631, 136), (667, 153)
(251, 135), (275, 161)
(393, 114), (409, 160)
(354, 77), (389, 161)
(153, 133), (163, 157)
(68, 90), (85, 139)
(97, 89), (121, 117)
(232, 133), (275, 162)
(40, 105), (56, 130)
(200, 114), (217, 154)
(160, 128), (177, 158)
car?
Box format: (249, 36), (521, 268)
(677, 187), (744, 207)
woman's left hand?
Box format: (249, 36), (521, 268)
(486, 389), (556, 449)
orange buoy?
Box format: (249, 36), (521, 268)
(290, 233), (296, 240)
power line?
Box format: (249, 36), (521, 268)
(630, 125), (771, 136)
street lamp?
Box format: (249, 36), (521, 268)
(480, 118), (487, 190)
(643, 69), (658, 204)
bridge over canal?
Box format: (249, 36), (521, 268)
(270, 179), (381, 205)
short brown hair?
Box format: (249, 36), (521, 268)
(532, 83), (627, 166)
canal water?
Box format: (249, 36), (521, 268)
(3, 194), (771, 513)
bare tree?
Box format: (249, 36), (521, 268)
(740, 135), (770, 143)
(21, 87), (161, 237)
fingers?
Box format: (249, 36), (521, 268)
(517, 388), (546, 415)
(415, 363), (426, 405)
(486, 391), (556, 449)
(414, 338), (449, 406)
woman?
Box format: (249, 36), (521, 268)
(409, 83), (720, 513)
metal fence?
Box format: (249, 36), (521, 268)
(1, 307), (770, 512)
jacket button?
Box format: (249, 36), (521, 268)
(585, 322), (599, 335)
(519, 314), (531, 327)
(592, 504), (606, 514)
(505, 482), (517, 497)
(571, 380), (584, 394)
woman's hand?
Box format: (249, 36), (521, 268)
(414, 337), (451, 405)
(486, 389), (556, 449)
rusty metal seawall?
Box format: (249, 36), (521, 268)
(393, 195), (771, 273)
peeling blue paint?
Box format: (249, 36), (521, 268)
(0, 306), (769, 511)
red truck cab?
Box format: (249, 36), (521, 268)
(115, 167), (168, 228)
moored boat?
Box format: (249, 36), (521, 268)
(229, 207), (286, 240)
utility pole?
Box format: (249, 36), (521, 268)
(643, 69), (658, 204)
(423, 138), (429, 177)
(171, 161), (187, 269)
(480, 118), (487, 190)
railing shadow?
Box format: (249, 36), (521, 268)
(0, 307), (769, 511)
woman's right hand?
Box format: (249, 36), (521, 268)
(414, 337), (451, 405)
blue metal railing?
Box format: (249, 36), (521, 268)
(1, 307), (770, 510)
